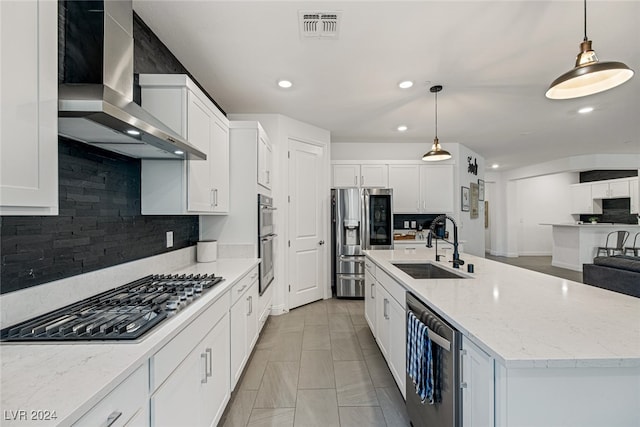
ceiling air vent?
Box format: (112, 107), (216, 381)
(299, 11), (342, 39)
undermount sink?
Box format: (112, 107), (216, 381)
(391, 262), (468, 279)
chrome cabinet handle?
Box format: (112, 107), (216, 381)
(250, 296), (253, 315)
(370, 283), (375, 299)
(250, 272), (258, 280)
(102, 411), (122, 427)
(361, 175), (364, 185)
(459, 349), (467, 389)
(201, 353), (208, 383)
(266, 170), (270, 184)
(237, 284), (247, 293)
(246, 296), (251, 316)
(354, 175), (357, 186)
(214, 189), (219, 207)
(206, 348), (213, 378)
(383, 298), (388, 319)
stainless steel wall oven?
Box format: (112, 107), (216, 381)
(258, 194), (276, 295)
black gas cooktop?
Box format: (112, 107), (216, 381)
(0, 273), (224, 342)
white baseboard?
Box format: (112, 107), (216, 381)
(270, 303), (288, 316)
(551, 260), (583, 272)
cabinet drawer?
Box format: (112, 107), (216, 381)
(376, 268), (406, 307)
(151, 292), (230, 391)
(364, 258), (376, 275)
(73, 364), (148, 427)
(231, 266), (259, 305)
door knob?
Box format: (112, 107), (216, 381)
(319, 240), (325, 245)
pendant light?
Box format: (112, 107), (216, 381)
(545, 0), (634, 99)
(422, 85), (451, 162)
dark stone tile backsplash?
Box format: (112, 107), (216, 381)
(0, 139), (199, 294)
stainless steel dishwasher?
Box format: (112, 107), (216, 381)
(406, 292), (461, 427)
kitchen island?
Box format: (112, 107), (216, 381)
(0, 252), (261, 427)
(365, 247), (640, 427)
(544, 222), (640, 272)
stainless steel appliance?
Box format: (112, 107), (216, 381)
(0, 274), (224, 342)
(258, 194), (276, 295)
(406, 292), (461, 427)
(58, 0), (205, 160)
(331, 188), (393, 298)
(363, 188), (394, 250)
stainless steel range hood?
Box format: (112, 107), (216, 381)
(58, 0), (206, 160)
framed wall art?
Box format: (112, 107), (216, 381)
(470, 182), (479, 219)
(461, 186), (470, 211)
(478, 179), (485, 201)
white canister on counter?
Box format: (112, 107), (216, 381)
(197, 240), (218, 263)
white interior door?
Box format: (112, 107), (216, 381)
(288, 139), (325, 309)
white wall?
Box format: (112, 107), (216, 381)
(488, 154), (640, 258)
(331, 141), (486, 257)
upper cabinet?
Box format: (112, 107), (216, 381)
(388, 164), (454, 213)
(257, 129), (273, 190)
(0, 0), (58, 215)
(630, 178), (638, 214)
(332, 164), (388, 188)
(569, 183), (602, 215)
(139, 75), (229, 214)
(591, 178), (630, 199)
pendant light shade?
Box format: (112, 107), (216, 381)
(546, 0), (634, 99)
(422, 85), (451, 162)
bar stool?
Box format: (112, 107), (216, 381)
(596, 230), (629, 256)
(624, 232), (640, 256)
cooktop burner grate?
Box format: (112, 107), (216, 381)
(0, 273), (224, 342)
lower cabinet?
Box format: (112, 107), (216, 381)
(372, 264), (407, 399)
(151, 294), (231, 427)
(364, 268), (377, 336)
(230, 269), (260, 390)
(73, 364), (148, 427)
(461, 336), (494, 427)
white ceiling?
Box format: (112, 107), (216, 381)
(133, 0), (640, 171)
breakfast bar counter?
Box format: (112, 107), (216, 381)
(543, 223), (640, 271)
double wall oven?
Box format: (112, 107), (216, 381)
(258, 195), (276, 295)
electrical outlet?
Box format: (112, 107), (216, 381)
(411, 220), (417, 229)
(166, 231), (174, 248)
(404, 221), (410, 228)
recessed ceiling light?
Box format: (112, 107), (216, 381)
(398, 80), (413, 89)
(174, 150), (184, 155)
(278, 80), (293, 89)
(578, 106), (594, 114)
(397, 125), (408, 132)
(126, 129), (140, 136)
(491, 164), (500, 169)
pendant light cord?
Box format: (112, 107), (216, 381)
(434, 90), (438, 139)
(583, 0), (588, 42)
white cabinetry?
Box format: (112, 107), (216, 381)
(364, 260), (377, 336)
(258, 131), (273, 190)
(388, 165), (420, 212)
(461, 336), (494, 427)
(631, 178), (638, 214)
(569, 183), (602, 214)
(73, 364), (148, 427)
(591, 179), (629, 199)
(230, 268), (260, 390)
(0, 0), (58, 215)
(332, 164), (388, 188)
(139, 74), (229, 214)
(420, 164), (454, 213)
(151, 293), (230, 427)
(372, 266), (406, 398)
(388, 164), (454, 213)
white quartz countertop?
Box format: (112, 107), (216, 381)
(364, 248), (640, 369)
(0, 258), (259, 427)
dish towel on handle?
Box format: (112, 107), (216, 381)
(406, 310), (434, 404)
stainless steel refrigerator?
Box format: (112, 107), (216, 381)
(331, 188), (393, 298)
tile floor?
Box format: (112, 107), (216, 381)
(485, 254), (583, 282)
(220, 298), (410, 427)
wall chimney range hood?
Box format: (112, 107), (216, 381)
(58, 0), (206, 160)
